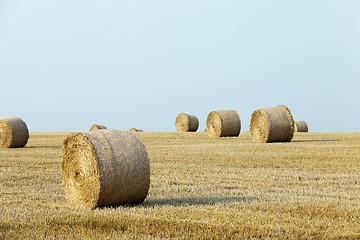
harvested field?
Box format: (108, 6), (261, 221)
(1, 132), (360, 239)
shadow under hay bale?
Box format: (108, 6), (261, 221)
(0, 117), (29, 148)
(61, 129), (150, 209)
(143, 196), (260, 207)
(250, 105), (294, 143)
(295, 120), (308, 132)
(89, 124), (107, 131)
(175, 113), (199, 132)
(206, 110), (241, 138)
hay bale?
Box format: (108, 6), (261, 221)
(0, 117), (29, 148)
(295, 121), (308, 132)
(175, 113), (199, 132)
(61, 129), (150, 209)
(250, 105), (294, 143)
(206, 110), (241, 138)
(89, 124), (107, 131)
(130, 128), (144, 132)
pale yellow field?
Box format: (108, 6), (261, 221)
(1, 131), (360, 239)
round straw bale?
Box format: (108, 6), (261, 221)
(295, 120), (308, 132)
(130, 128), (144, 132)
(175, 113), (199, 132)
(206, 110), (241, 138)
(89, 124), (107, 131)
(61, 129), (150, 209)
(250, 105), (294, 143)
(0, 117), (29, 148)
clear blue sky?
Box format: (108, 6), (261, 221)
(0, 1), (359, 132)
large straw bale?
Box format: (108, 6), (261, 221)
(61, 129), (150, 209)
(206, 110), (241, 138)
(90, 124), (107, 131)
(175, 113), (199, 132)
(0, 117), (29, 148)
(130, 128), (144, 132)
(250, 105), (294, 143)
(295, 120), (308, 132)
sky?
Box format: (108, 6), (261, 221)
(0, 1), (359, 132)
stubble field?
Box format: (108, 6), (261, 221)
(1, 131), (360, 239)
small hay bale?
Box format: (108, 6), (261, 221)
(0, 117), (29, 148)
(295, 121), (308, 132)
(175, 113), (199, 132)
(61, 129), (150, 209)
(130, 128), (144, 132)
(206, 110), (241, 138)
(250, 105), (294, 143)
(89, 124), (107, 131)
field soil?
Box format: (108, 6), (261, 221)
(1, 131), (360, 239)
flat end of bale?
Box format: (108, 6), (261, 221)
(62, 132), (101, 209)
(0, 119), (12, 148)
(175, 113), (190, 132)
(250, 109), (270, 143)
(206, 111), (222, 138)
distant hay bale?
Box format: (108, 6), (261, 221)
(250, 105), (294, 143)
(295, 121), (308, 132)
(61, 129), (150, 209)
(206, 110), (241, 138)
(0, 117), (29, 148)
(175, 113), (199, 132)
(130, 128), (144, 132)
(89, 124), (107, 131)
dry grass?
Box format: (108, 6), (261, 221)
(1, 131), (360, 239)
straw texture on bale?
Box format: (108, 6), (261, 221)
(89, 124), (107, 131)
(295, 121), (308, 132)
(130, 128), (144, 132)
(206, 110), (241, 138)
(0, 117), (29, 148)
(61, 129), (150, 209)
(250, 105), (294, 143)
(175, 113), (199, 132)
